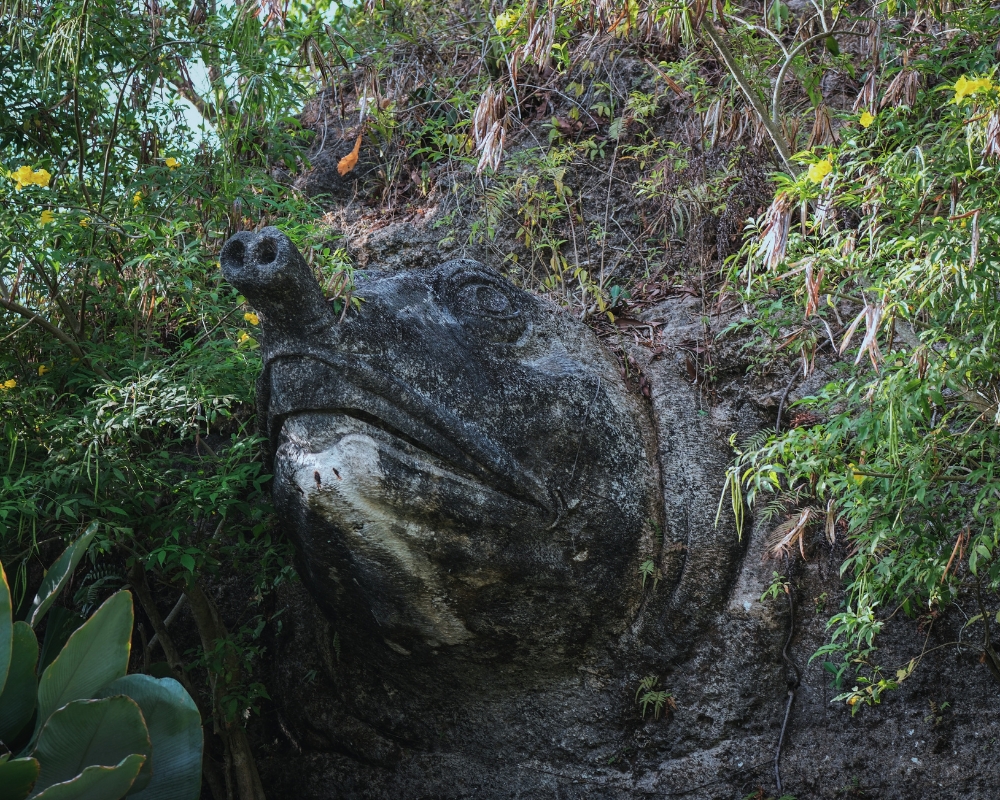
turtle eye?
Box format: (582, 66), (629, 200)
(448, 273), (527, 344)
(455, 281), (517, 318)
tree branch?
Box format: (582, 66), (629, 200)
(771, 29), (869, 127)
(183, 577), (268, 800)
(129, 564), (229, 800)
(0, 296), (110, 379)
(701, 17), (797, 173)
(167, 75), (220, 125)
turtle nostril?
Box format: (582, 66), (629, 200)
(221, 239), (245, 271)
(257, 236), (278, 265)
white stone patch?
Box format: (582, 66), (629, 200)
(285, 419), (472, 646)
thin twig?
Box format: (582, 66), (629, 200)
(774, 573), (801, 794)
(700, 17), (796, 172)
(0, 312), (42, 344)
(776, 371), (798, 433)
(147, 593), (188, 652)
(771, 28), (869, 126)
(599, 137), (619, 288)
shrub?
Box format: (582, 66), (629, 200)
(0, 525), (202, 799)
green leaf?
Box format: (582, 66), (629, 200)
(0, 622), (39, 743)
(31, 754), (145, 800)
(32, 697), (150, 795)
(35, 591), (133, 730)
(97, 675), (202, 800)
(0, 757), (39, 800)
(0, 559), (12, 699)
(38, 608), (85, 676)
(27, 524), (99, 629)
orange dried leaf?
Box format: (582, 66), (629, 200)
(337, 134), (362, 176)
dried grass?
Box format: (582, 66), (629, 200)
(765, 507), (813, 560)
(759, 191), (794, 270)
(473, 83), (508, 174)
(984, 112), (1000, 160)
(880, 67), (922, 110)
(840, 300), (885, 368)
(807, 105), (839, 149)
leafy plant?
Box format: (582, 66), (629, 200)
(1, 1), (329, 793)
(760, 572), (790, 604)
(634, 675), (676, 721)
(0, 529), (202, 800)
(638, 559), (660, 590)
(722, 1), (1000, 707)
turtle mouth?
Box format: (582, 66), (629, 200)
(275, 410), (547, 530)
(284, 407), (489, 488)
(264, 355), (553, 515)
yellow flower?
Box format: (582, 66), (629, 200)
(80, 217), (90, 227)
(12, 166), (33, 190)
(243, 312), (260, 325)
(494, 9), (518, 32)
(808, 159), (833, 184)
(954, 75), (994, 103)
(132, 191), (143, 206)
(11, 165), (51, 191)
(2, 379), (16, 390)
(859, 111), (875, 128)
(165, 157), (180, 169)
(38, 365), (49, 375)
(39, 210), (55, 226)
(238, 332), (251, 344)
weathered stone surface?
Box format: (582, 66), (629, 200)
(220, 225), (740, 767)
(222, 226), (667, 668)
(223, 227), (1000, 800)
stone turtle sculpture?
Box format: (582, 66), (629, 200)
(221, 227), (750, 797)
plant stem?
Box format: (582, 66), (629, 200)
(129, 564), (229, 800)
(184, 577), (269, 800)
(700, 17), (796, 173)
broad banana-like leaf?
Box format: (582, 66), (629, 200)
(0, 622), (39, 743)
(0, 756), (39, 800)
(27, 523), (99, 629)
(31, 754), (145, 800)
(35, 591), (132, 731)
(0, 559), (12, 699)
(31, 697), (150, 795)
(97, 675), (203, 800)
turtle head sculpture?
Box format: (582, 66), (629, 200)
(221, 227), (661, 667)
